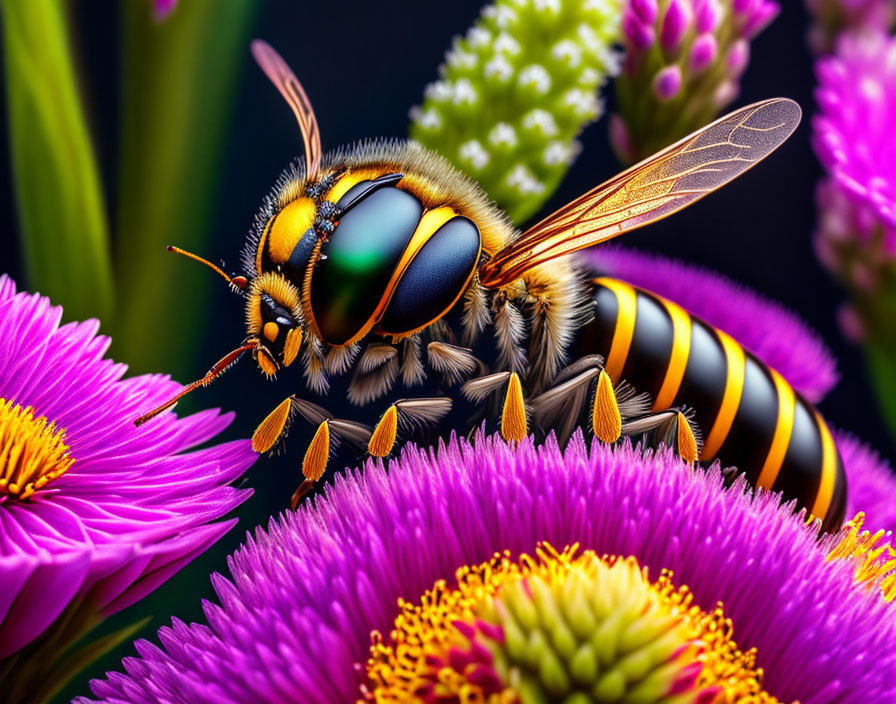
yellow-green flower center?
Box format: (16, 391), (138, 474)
(0, 398), (73, 500)
(362, 545), (782, 704)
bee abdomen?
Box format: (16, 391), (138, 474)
(583, 277), (846, 531)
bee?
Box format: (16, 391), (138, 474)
(136, 41), (846, 531)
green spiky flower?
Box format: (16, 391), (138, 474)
(410, 0), (622, 224)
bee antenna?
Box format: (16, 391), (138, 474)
(167, 245), (247, 291)
(134, 341), (257, 426)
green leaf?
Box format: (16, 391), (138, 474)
(111, 0), (258, 377)
(866, 341), (896, 444)
(1, 0), (114, 322)
(30, 617), (151, 704)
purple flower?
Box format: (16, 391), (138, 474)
(613, 0), (780, 162)
(805, 0), (896, 54)
(582, 246), (839, 402)
(79, 435), (895, 704)
(838, 430), (896, 534)
(0, 276), (255, 684)
(813, 31), (896, 342)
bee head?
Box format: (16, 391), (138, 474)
(246, 272), (303, 377)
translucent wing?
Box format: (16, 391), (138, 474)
(479, 99), (801, 289)
(251, 39), (323, 182)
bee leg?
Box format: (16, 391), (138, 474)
(529, 356), (651, 446)
(252, 396), (299, 455)
(426, 341), (482, 385)
(368, 405), (398, 458)
(492, 295), (527, 374)
(289, 406), (373, 509)
(591, 369), (621, 444)
(460, 371), (528, 442)
(368, 398), (453, 458)
(500, 372), (528, 442)
(622, 407), (702, 463)
(349, 344), (400, 405)
(291, 420), (330, 509)
(525, 280), (583, 394)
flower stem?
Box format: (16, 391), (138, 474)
(111, 0), (257, 376)
(1, 0), (114, 322)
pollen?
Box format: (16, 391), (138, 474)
(828, 512), (896, 602)
(361, 544), (781, 704)
(0, 398), (74, 501)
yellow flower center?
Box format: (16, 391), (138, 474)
(0, 398), (73, 500)
(828, 512), (896, 602)
(362, 545), (783, 704)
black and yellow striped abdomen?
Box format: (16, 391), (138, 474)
(581, 277), (847, 531)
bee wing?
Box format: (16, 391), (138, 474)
(251, 39), (323, 182)
(478, 99), (801, 289)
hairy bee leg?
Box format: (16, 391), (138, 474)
(291, 420), (330, 509)
(426, 341), (482, 385)
(492, 295), (527, 373)
(252, 396), (297, 454)
(368, 405), (398, 458)
(673, 412), (699, 463)
(367, 398), (453, 459)
(501, 372), (527, 442)
(592, 369), (621, 444)
(621, 408), (703, 462)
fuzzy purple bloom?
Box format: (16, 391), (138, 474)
(837, 431), (896, 534)
(805, 0), (896, 54)
(813, 31), (896, 347)
(814, 31), (896, 247)
(0, 275), (256, 658)
(613, 0), (780, 162)
(582, 246), (839, 402)
(79, 435), (895, 704)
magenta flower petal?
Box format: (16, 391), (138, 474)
(805, 0), (896, 54)
(0, 274), (256, 659)
(582, 246), (839, 402)
(78, 436), (895, 704)
(837, 431), (896, 534)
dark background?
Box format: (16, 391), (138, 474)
(1, 1), (893, 700)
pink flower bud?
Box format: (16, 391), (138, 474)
(713, 79), (739, 109)
(623, 10), (657, 51)
(743, 2), (779, 38)
(660, 0), (691, 53)
(653, 65), (683, 101)
(696, 0), (722, 34)
(838, 303), (866, 343)
(727, 39), (750, 77)
(689, 34), (718, 72)
(631, 0), (658, 24)
(609, 113), (634, 162)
